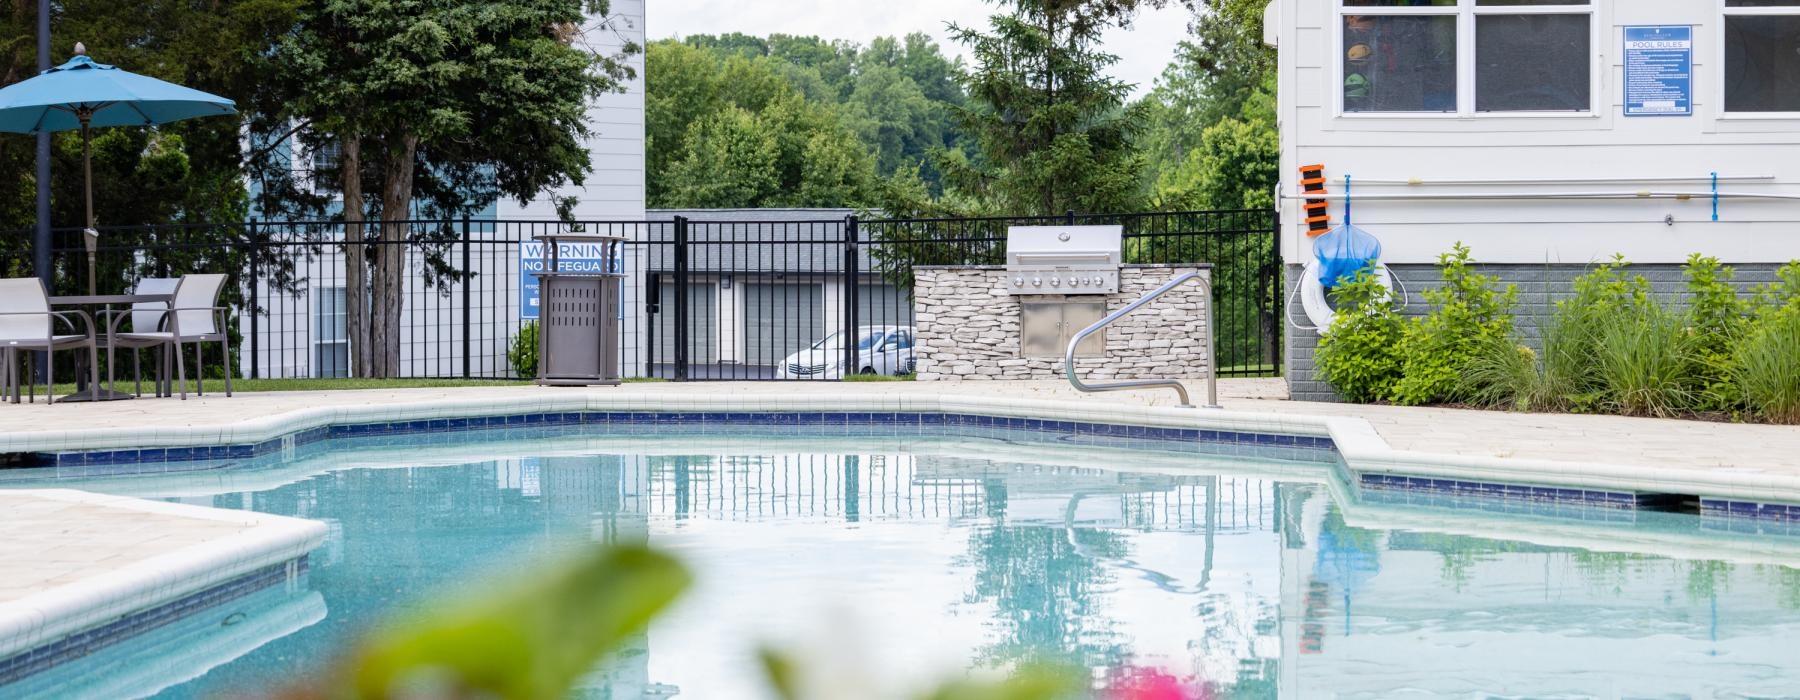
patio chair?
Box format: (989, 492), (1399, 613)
(108, 273), (233, 400)
(100, 277), (180, 397)
(0, 278), (100, 405)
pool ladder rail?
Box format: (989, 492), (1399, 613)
(1064, 269), (1221, 409)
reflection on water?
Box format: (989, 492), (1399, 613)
(4, 436), (1799, 699)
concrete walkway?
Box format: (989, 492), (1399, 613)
(0, 379), (1792, 476)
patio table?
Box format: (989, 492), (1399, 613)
(48, 293), (173, 402)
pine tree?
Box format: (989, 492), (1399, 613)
(934, 0), (1155, 216)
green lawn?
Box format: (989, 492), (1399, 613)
(16, 368), (1261, 398)
(19, 377), (525, 396)
(1219, 364), (1281, 377)
(19, 375), (677, 396)
(841, 373), (915, 382)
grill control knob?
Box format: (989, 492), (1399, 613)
(1050, 277), (1061, 287)
(1014, 277), (1024, 286)
(1032, 277), (1042, 286)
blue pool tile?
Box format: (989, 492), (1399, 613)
(0, 556), (305, 686)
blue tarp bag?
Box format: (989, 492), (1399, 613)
(1312, 176), (1380, 288)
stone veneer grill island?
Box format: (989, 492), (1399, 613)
(912, 264), (1212, 381)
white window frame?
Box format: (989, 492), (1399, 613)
(1717, 0), (1800, 120)
(312, 286), (351, 379)
(289, 129), (346, 202)
(1334, 0), (1601, 119)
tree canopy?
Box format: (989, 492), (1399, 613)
(0, 0), (303, 278)
(927, 0), (1156, 217)
(645, 32), (966, 210)
(1136, 0), (1278, 211)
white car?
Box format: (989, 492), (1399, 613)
(777, 325), (916, 379)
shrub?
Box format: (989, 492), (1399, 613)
(1390, 243), (1518, 406)
(1550, 256), (1655, 411)
(1315, 264), (1404, 403)
(1733, 262), (1800, 423)
(1460, 332), (1542, 412)
(1591, 304), (1703, 417)
(508, 321), (539, 378)
(1683, 254), (1747, 410)
(1469, 311), (1603, 414)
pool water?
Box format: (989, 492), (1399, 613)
(4, 424), (1800, 699)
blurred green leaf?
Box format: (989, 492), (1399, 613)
(336, 545), (690, 699)
(757, 648), (803, 700)
(916, 666), (1085, 700)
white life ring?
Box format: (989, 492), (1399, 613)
(1301, 260), (1393, 333)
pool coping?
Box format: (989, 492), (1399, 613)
(0, 490), (326, 665)
(2, 391), (1796, 507)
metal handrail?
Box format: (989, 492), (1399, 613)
(1065, 269), (1220, 409)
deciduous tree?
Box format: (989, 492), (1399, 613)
(263, 0), (637, 376)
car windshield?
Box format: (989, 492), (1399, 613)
(810, 330), (884, 351)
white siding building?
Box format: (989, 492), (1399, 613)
(1267, 0), (1800, 399)
(501, 0), (647, 222)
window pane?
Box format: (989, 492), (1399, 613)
(314, 287), (347, 343)
(1725, 15), (1800, 112)
(1343, 15), (1458, 112)
(315, 343), (348, 379)
(1476, 14), (1591, 111)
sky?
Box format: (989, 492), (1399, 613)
(644, 0), (1196, 99)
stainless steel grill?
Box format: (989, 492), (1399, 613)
(1004, 225), (1122, 295)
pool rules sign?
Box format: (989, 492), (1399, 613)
(1624, 26), (1692, 117)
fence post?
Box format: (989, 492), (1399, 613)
(1065, 209), (1076, 225)
(672, 216), (689, 381)
(248, 218), (259, 380)
(842, 215), (859, 378)
(461, 214), (472, 379)
(1268, 207), (1282, 372)
(644, 273), (657, 377)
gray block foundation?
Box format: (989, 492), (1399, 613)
(1282, 262), (1787, 403)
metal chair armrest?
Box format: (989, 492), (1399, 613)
(51, 309), (99, 340)
(0, 310), (96, 340)
(97, 308), (136, 336)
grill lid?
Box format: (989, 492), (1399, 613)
(1004, 225), (1122, 295)
(1005, 226), (1122, 267)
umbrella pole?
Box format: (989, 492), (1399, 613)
(80, 110), (95, 297)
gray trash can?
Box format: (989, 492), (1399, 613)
(533, 233), (625, 386)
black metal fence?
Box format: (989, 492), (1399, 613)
(0, 209), (1278, 382)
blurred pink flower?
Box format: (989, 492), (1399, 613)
(1106, 666), (1210, 700)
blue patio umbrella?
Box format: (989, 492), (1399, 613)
(0, 43), (235, 294)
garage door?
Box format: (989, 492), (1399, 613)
(856, 283), (914, 330)
(654, 281), (717, 365)
(742, 282), (824, 366)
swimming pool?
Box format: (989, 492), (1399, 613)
(4, 420), (1799, 698)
